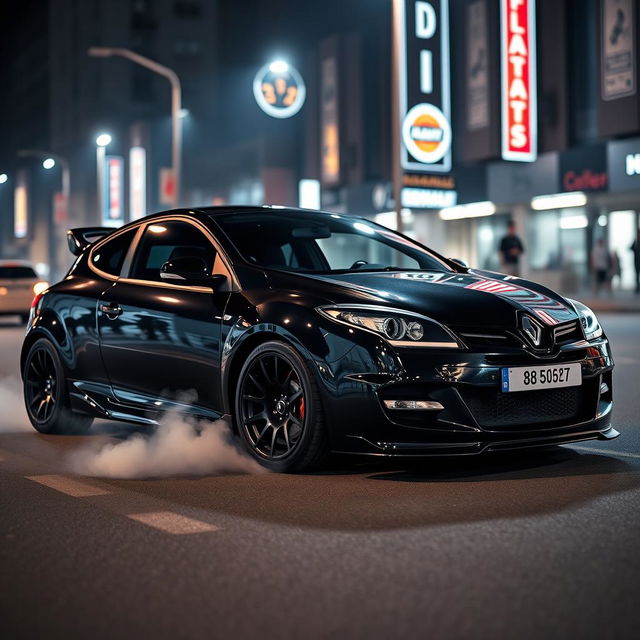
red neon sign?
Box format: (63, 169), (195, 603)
(501, 0), (537, 162)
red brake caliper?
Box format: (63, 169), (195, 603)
(299, 397), (305, 420)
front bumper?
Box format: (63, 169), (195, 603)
(316, 332), (616, 456)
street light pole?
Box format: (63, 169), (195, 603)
(88, 47), (182, 207)
(17, 150), (70, 203)
(18, 149), (72, 281)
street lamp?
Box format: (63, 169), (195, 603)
(18, 149), (70, 206)
(18, 149), (73, 280)
(96, 133), (112, 148)
(95, 133), (112, 224)
(88, 47), (182, 206)
(0, 173), (7, 184)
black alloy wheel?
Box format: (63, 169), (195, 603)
(23, 338), (93, 434)
(235, 341), (328, 472)
(25, 346), (58, 424)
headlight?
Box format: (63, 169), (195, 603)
(32, 281), (49, 296)
(317, 305), (460, 348)
(568, 299), (603, 341)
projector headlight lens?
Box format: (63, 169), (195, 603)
(317, 306), (459, 348)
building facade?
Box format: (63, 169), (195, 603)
(1, 0), (639, 293)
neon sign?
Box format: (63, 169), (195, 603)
(399, 0), (452, 173)
(500, 0), (537, 162)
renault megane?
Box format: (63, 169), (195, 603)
(21, 206), (617, 471)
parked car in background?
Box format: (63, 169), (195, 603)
(0, 261), (48, 324)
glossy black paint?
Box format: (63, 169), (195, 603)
(22, 206), (617, 457)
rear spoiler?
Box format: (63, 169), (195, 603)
(66, 227), (113, 256)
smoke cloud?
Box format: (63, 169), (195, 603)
(0, 376), (31, 433)
(69, 411), (266, 479)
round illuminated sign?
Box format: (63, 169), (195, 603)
(402, 103), (452, 165)
(253, 62), (306, 119)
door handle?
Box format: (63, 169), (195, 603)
(100, 303), (123, 319)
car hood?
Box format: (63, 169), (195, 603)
(294, 269), (578, 329)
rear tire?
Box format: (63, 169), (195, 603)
(23, 338), (93, 434)
(234, 340), (329, 472)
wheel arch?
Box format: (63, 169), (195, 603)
(20, 323), (68, 380)
(223, 328), (319, 417)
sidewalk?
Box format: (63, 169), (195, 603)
(568, 289), (640, 313)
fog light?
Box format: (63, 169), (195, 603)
(383, 400), (444, 411)
(600, 382), (609, 395)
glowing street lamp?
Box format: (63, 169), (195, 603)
(88, 47), (182, 206)
(0, 173), (7, 184)
(96, 133), (112, 147)
(95, 133), (112, 223)
(269, 60), (289, 74)
(17, 149), (72, 280)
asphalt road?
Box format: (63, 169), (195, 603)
(1, 314), (639, 640)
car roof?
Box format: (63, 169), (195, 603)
(138, 205), (341, 222)
(0, 259), (35, 267)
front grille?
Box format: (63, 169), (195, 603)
(460, 386), (585, 429)
(451, 326), (521, 350)
(553, 321), (583, 345)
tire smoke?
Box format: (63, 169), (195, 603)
(68, 411), (266, 478)
(0, 376), (31, 433)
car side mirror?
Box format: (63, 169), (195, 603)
(450, 257), (469, 269)
(160, 256), (226, 287)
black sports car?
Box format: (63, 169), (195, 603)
(21, 206), (617, 471)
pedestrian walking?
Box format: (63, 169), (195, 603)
(498, 220), (525, 277)
(631, 229), (640, 294)
(591, 237), (612, 295)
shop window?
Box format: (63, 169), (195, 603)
(529, 210), (561, 270)
(609, 210), (637, 290)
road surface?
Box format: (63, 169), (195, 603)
(1, 314), (639, 639)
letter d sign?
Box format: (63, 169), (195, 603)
(416, 1), (437, 38)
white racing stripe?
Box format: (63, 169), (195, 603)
(127, 511), (220, 534)
(26, 474), (110, 497)
(570, 445), (640, 460)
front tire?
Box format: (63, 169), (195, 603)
(234, 341), (328, 472)
(23, 338), (93, 434)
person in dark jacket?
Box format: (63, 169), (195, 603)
(498, 220), (525, 277)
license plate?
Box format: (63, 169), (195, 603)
(501, 363), (582, 393)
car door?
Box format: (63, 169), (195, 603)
(97, 218), (233, 415)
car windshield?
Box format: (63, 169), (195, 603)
(0, 266), (37, 279)
(213, 211), (453, 274)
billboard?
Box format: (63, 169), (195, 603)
(129, 147), (146, 221)
(500, 0), (537, 162)
(102, 156), (124, 227)
(320, 56), (340, 185)
(601, 0), (636, 100)
(14, 171), (28, 239)
(466, 0), (490, 131)
(253, 62), (306, 119)
(398, 0), (452, 173)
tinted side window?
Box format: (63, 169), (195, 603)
(0, 266), (37, 278)
(91, 228), (138, 277)
(130, 221), (216, 282)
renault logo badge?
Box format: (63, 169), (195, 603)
(521, 315), (543, 346)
